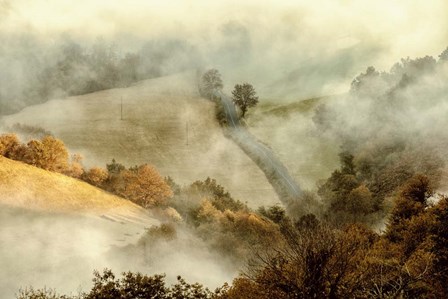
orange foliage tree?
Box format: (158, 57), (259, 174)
(22, 136), (69, 172)
(83, 167), (109, 187)
(110, 164), (173, 208)
(0, 134), (21, 157)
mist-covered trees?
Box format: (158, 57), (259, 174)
(15, 170), (448, 298)
(200, 69), (223, 99)
(439, 47), (448, 61)
(231, 83), (258, 118)
(0, 37), (201, 115)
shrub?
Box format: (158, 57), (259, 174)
(83, 167), (109, 187)
(0, 133), (20, 157)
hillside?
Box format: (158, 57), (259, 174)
(0, 155), (155, 222)
(0, 156), (163, 296)
(246, 96), (341, 190)
(1, 72), (278, 207)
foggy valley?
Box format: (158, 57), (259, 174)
(1, 1), (448, 298)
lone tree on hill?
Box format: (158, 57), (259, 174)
(232, 83), (258, 118)
(201, 69), (223, 99)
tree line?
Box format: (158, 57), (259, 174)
(0, 133), (172, 209)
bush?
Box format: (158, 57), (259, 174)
(83, 167), (108, 187)
(0, 133), (20, 158)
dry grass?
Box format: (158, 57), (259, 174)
(2, 71), (278, 207)
(0, 156), (153, 222)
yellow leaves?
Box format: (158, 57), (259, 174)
(22, 136), (69, 172)
(197, 198), (221, 222)
(115, 164), (173, 208)
(84, 167), (108, 187)
(0, 133), (20, 156)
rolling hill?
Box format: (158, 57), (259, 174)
(1, 71), (279, 207)
(0, 156), (162, 296)
(0, 155), (156, 222)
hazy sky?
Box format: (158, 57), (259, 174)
(1, 0), (448, 96)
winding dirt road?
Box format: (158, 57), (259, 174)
(215, 90), (303, 205)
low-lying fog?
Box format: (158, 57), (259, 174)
(1, 0), (448, 296)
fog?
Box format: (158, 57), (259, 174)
(0, 205), (235, 298)
(1, 0), (448, 105)
(1, 1), (448, 296)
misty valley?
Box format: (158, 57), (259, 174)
(1, 1), (448, 299)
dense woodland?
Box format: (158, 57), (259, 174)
(2, 47), (448, 298)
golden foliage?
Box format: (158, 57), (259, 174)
(113, 164), (173, 208)
(84, 167), (108, 187)
(0, 133), (20, 157)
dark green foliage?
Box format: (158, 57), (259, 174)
(294, 213), (320, 231)
(231, 83), (258, 118)
(106, 159), (125, 175)
(257, 205), (286, 224)
(17, 287), (76, 299)
(85, 269), (168, 299)
(165, 176), (181, 195)
(188, 178), (247, 213)
(169, 276), (212, 299)
(439, 47), (448, 61)
(18, 270), (215, 299)
(215, 101), (227, 126)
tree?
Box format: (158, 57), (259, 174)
(235, 223), (373, 299)
(201, 69), (223, 99)
(23, 136), (69, 172)
(112, 164), (173, 208)
(83, 167), (108, 187)
(439, 46), (448, 62)
(0, 133), (20, 157)
(231, 83), (258, 118)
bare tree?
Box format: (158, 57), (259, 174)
(232, 83), (258, 118)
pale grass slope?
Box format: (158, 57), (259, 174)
(2, 71), (278, 207)
(0, 156), (156, 226)
(0, 157), (161, 297)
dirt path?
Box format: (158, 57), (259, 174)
(216, 91), (303, 205)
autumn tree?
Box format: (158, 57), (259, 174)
(0, 133), (20, 158)
(22, 136), (69, 172)
(232, 83), (258, 118)
(111, 164), (173, 208)
(83, 167), (109, 187)
(200, 69), (223, 99)
(65, 153), (84, 178)
(231, 221), (374, 299)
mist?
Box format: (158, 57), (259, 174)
(0, 205), (236, 298)
(2, 1), (448, 297)
(1, 0), (448, 109)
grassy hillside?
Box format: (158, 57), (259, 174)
(246, 96), (341, 190)
(0, 155), (155, 223)
(1, 71), (278, 207)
